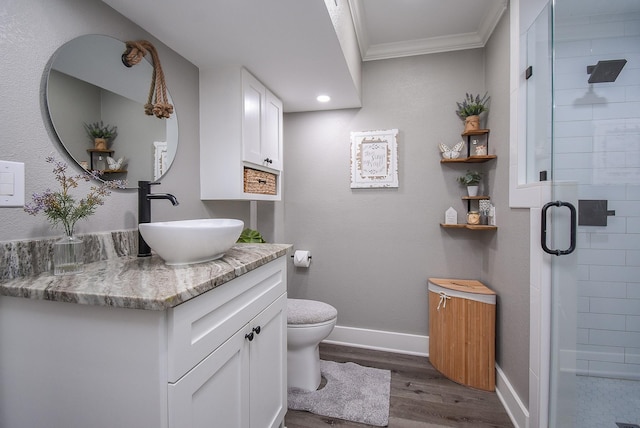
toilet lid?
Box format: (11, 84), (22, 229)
(287, 299), (337, 325)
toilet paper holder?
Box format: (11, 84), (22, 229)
(290, 252), (312, 260)
(291, 250), (312, 268)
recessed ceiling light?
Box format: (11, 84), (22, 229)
(317, 95), (331, 103)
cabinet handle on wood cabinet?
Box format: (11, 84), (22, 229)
(245, 332), (254, 341)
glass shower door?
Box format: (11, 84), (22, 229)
(548, 0), (640, 426)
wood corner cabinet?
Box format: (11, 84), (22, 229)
(200, 66), (283, 201)
(427, 277), (496, 391)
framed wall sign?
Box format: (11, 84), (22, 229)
(350, 129), (398, 188)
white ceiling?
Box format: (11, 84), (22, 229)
(101, 0), (506, 113)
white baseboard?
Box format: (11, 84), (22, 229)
(324, 325), (529, 428)
(496, 364), (529, 428)
(324, 325), (429, 356)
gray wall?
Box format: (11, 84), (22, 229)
(482, 8), (531, 406)
(0, 0), (250, 241)
(283, 10), (530, 405)
(284, 48), (486, 334)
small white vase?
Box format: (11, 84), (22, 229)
(467, 185), (479, 197)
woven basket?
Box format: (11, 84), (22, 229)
(244, 168), (277, 195)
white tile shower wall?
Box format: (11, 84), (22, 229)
(555, 11), (640, 381)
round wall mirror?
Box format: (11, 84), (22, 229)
(45, 34), (179, 188)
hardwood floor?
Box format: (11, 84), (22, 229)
(285, 343), (514, 428)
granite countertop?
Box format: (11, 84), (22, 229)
(0, 243), (292, 310)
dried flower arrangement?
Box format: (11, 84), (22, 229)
(24, 156), (126, 236)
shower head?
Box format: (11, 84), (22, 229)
(587, 59), (627, 83)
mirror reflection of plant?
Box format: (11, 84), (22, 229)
(83, 121), (118, 141)
(457, 170), (483, 186)
(24, 156), (126, 237)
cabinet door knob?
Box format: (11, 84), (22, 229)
(252, 326), (261, 335)
(245, 332), (254, 342)
(263, 158), (273, 164)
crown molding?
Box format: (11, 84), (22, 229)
(350, 0), (507, 62)
(347, 0), (369, 60)
(364, 32), (485, 61)
(478, 0), (508, 45)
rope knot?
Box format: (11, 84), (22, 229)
(122, 41), (147, 67)
(123, 40), (173, 119)
(437, 292), (451, 311)
(152, 102), (174, 119)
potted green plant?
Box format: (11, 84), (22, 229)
(236, 228), (266, 243)
(83, 121), (118, 150)
(457, 170), (483, 196)
(455, 92), (490, 133)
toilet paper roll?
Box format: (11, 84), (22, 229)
(293, 250), (312, 268)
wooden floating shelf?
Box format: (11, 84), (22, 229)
(101, 169), (127, 174)
(440, 155), (497, 164)
(461, 129), (490, 137)
(462, 195), (490, 201)
(86, 149), (115, 154)
(440, 223), (497, 230)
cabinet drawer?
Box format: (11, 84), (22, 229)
(244, 167), (277, 195)
(167, 257), (286, 382)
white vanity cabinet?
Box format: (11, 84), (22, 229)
(0, 256), (287, 428)
(169, 295), (286, 428)
(200, 66), (283, 200)
(168, 260), (287, 428)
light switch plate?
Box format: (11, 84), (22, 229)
(0, 160), (25, 207)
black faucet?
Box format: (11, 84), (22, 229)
(138, 180), (179, 257)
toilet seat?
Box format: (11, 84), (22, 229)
(287, 318), (336, 328)
(287, 299), (337, 325)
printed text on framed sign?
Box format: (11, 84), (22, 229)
(350, 129), (398, 188)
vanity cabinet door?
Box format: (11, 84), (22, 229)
(249, 293), (287, 428)
(168, 326), (250, 428)
(168, 294), (287, 428)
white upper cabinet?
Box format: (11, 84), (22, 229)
(242, 70), (283, 171)
(264, 90), (283, 170)
(200, 66), (283, 200)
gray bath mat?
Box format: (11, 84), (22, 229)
(288, 360), (391, 426)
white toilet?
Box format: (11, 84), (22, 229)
(287, 298), (337, 391)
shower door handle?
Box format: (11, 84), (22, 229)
(541, 201), (577, 256)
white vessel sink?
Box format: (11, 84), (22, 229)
(138, 219), (244, 265)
